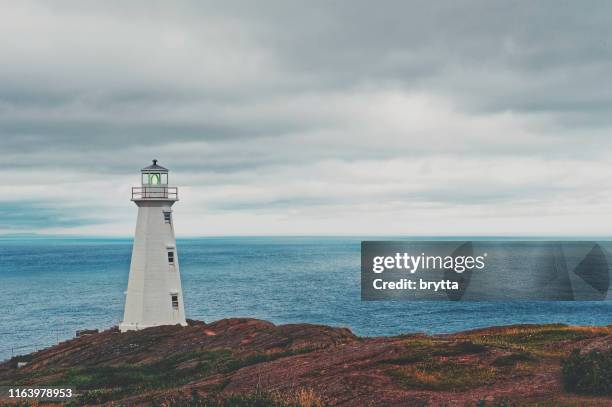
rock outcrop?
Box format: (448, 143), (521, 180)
(1, 319), (610, 406)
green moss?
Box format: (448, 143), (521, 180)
(43, 348), (235, 404)
(223, 348), (315, 373)
(435, 341), (487, 356)
(380, 340), (487, 365)
(469, 327), (600, 352)
(491, 352), (536, 367)
(53, 366), (158, 389)
(26, 347), (317, 404)
(389, 360), (497, 391)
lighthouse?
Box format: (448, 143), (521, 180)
(119, 160), (187, 332)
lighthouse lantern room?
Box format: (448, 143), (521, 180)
(119, 160), (187, 332)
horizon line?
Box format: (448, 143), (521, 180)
(3, 233), (612, 239)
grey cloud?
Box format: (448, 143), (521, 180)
(2, 1), (612, 153)
(0, 201), (108, 230)
(1, 1), (612, 235)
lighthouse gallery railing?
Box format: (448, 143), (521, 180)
(132, 186), (178, 200)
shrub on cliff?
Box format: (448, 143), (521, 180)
(561, 348), (612, 395)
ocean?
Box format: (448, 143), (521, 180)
(1, 236), (611, 361)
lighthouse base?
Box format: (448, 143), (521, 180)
(119, 321), (188, 333)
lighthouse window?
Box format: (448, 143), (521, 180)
(163, 211), (172, 223)
(167, 251), (175, 264)
(171, 294), (179, 309)
(149, 173), (160, 185)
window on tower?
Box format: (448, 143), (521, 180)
(167, 251), (175, 264)
(171, 294), (179, 309)
(163, 211), (172, 223)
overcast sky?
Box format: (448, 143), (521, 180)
(1, 1), (612, 236)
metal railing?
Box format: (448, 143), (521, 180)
(1, 315), (124, 362)
(0, 329), (83, 361)
(132, 186), (178, 200)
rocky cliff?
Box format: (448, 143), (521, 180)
(1, 319), (611, 406)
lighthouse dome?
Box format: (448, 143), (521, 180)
(142, 159), (168, 172)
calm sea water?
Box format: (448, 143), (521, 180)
(1, 236), (611, 360)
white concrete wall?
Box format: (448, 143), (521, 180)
(119, 199), (187, 332)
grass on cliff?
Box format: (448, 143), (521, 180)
(51, 349), (233, 390)
(154, 388), (324, 407)
(388, 359), (498, 391)
(491, 351), (536, 367)
(65, 388), (324, 407)
(383, 324), (611, 393)
(380, 339), (487, 365)
(31, 347), (317, 405)
(381, 336), (533, 391)
(461, 324), (610, 356)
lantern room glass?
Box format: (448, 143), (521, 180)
(142, 173), (168, 185)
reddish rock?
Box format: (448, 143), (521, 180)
(0, 319), (610, 406)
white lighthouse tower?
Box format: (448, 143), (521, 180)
(119, 160), (187, 332)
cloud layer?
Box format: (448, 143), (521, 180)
(2, 1), (612, 236)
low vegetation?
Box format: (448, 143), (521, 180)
(152, 388), (324, 407)
(46, 348), (316, 405)
(380, 339), (487, 365)
(1, 321), (610, 406)
(462, 325), (607, 356)
(561, 348), (612, 395)
(389, 359), (497, 391)
(491, 351), (535, 367)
